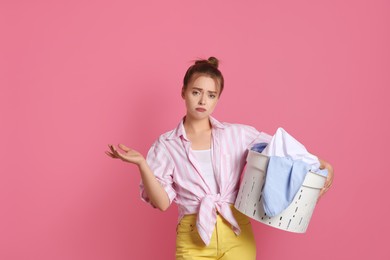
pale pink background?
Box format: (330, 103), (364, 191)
(1, 0), (389, 259)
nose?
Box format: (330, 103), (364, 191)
(198, 93), (206, 105)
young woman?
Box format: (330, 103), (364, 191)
(106, 57), (334, 260)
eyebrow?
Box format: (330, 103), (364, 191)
(192, 87), (218, 94)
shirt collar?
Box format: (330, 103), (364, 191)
(166, 116), (225, 141)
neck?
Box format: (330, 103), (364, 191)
(183, 116), (211, 134)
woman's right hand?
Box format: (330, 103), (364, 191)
(106, 144), (146, 166)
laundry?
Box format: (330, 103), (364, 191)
(251, 127), (328, 217)
(250, 142), (268, 153)
(262, 156), (310, 216)
(262, 128), (327, 173)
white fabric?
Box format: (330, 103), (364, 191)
(262, 127), (321, 172)
(192, 149), (219, 194)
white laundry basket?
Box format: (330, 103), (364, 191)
(234, 150), (326, 233)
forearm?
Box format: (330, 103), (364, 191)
(138, 160), (170, 211)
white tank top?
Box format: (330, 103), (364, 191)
(191, 149), (218, 194)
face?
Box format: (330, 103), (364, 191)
(182, 75), (220, 121)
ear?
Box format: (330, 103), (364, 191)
(181, 87), (185, 99)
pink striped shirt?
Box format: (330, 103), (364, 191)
(140, 116), (271, 245)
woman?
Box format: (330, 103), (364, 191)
(106, 57), (334, 259)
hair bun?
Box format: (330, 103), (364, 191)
(194, 56), (219, 68)
(207, 57), (219, 68)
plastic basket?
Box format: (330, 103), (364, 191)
(234, 150), (326, 233)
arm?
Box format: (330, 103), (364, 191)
(318, 157), (334, 198)
(106, 144), (170, 211)
(137, 159), (170, 211)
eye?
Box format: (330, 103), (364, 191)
(192, 90), (200, 96)
(209, 94), (217, 99)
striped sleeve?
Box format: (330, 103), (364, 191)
(139, 138), (176, 206)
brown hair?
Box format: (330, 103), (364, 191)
(182, 56), (224, 97)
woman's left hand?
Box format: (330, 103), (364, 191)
(318, 158), (334, 199)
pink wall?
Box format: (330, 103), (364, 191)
(1, 0), (389, 259)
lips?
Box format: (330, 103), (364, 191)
(196, 108), (206, 112)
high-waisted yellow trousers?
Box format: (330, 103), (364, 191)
(175, 207), (256, 260)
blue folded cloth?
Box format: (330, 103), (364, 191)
(262, 156), (310, 217)
(251, 142), (268, 153)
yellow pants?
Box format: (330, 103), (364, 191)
(176, 207), (256, 260)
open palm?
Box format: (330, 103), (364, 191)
(106, 144), (145, 166)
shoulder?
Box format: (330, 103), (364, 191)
(147, 130), (176, 159)
(219, 121), (259, 134)
(149, 130), (175, 150)
(158, 129), (176, 141)
(149, 127), (180, 151)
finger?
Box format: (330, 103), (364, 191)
(108, 144), (130, 162)
(105, 151), (116, 158)
(109, 144), (120, 156)
(110, 145), (126, 158)
(118, 143), (131, 152)
(106, 151), (128, 163)
(320, 185), (330, 198)
(106, 150), (119, 158)
(318, 187), (327, 200)
(108, 144), (116, 153)
(324, 179), (333, 189)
